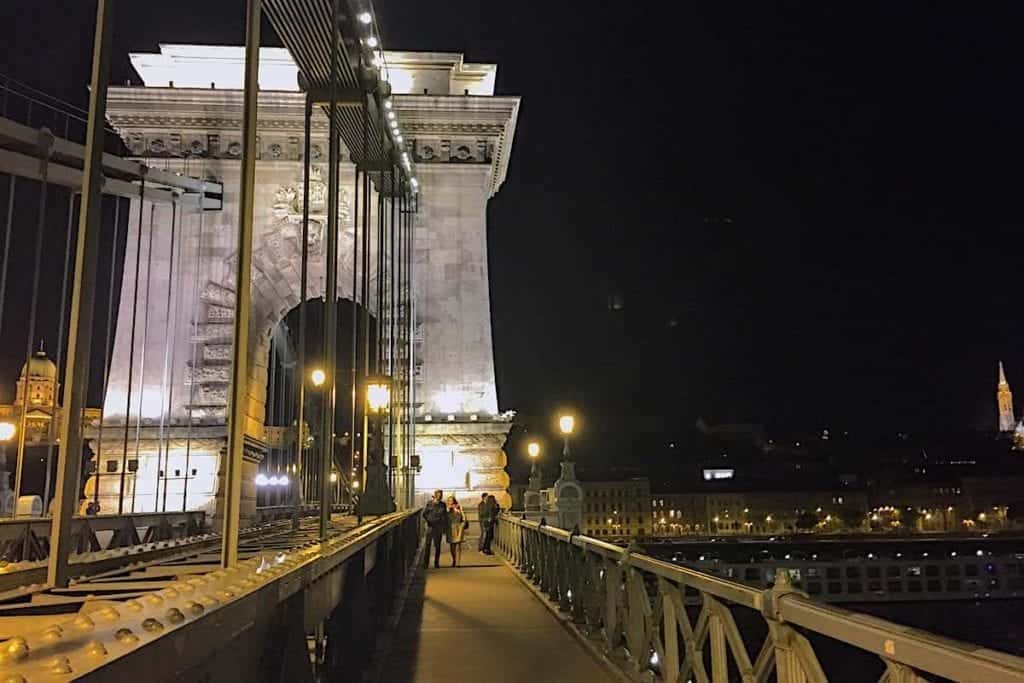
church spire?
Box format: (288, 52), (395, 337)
(998, 361), (1016, 432)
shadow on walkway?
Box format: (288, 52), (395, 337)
(378, 545), (618, 682)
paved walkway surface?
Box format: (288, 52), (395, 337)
(380, 544), (618, 682)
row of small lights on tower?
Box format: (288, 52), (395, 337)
(356, 9), (419, 195)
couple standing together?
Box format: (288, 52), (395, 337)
(422, 490), (500, 568)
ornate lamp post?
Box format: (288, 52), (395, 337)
(559, 414), (575, 459)
(358, 375), (396, 516)
(525, 441), (543, 512)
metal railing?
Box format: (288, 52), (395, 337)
(0, 510), (421, 680)
(496, 514), (1024, 682)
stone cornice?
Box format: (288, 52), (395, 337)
(106, 87), (520, 196)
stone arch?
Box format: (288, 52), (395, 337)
(193, 163), (378, 442)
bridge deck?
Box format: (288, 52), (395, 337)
(381, 545), (617, 682)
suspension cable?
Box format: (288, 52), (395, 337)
(158, 197), (182, 511)
(118, 175), (146, 514)
(182, 170), (205, 512)
(130, 203), (157, 513)
(43, 191), (77, 511)
(0, 176), (16, 337)
(14, 131), (53, 505)
(94, 197), (121, 510)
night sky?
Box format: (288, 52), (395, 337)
(1, 2), (1023, 478)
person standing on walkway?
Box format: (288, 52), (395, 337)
(481, 493), (500, 554)
(446, 495), (467, 567)
(477, 492), (489, 551)
(422, 489), (449, 569)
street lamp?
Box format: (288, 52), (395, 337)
(559, 414), (575, 460)
(358, 375), (395, 516)
(310, 368), (326, 387)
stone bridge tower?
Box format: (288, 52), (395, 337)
(91, 45), (519, 518)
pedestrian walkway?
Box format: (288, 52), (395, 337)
(380, 544), (619, 682)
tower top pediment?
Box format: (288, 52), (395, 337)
(115, 45), (519, 196)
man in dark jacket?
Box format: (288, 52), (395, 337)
(476, 492), (489, 551)
(481, 494), (500, 554)
(422, 489), (448, 569)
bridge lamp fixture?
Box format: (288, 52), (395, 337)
(559, 415), (575, 435)
(527, 442), (540, 459)
(357, 11), (372, 24)
(366, 376), (392, 413)
(0, 422), (15, 441)
(351, 480), (360, 490)
(387, 111), (396, 121)
(410, 178), (419, 190)
(255, 473), (268, 487)
(384, 99), (393, 110)
(371, 53), (384, 68)
(329, 471), (338, 483)
(395, 135), (403, 144)
(310, 368), (326, 387)
(365, 36), (379, 49)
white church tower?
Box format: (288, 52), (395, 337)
(998, 361), (1015, 433)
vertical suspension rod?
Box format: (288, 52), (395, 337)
(295, 91), (311, 520)
(119, 176), (146, 513)
(14, 127), (54, 505)
(222, 0), (261, 568)
(49, 0), (113, 587)
(319, 0), (341, 539)
(94, 198), (121, 508)
(44, 192), (77, 512)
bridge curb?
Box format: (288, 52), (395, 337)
(362, 524), (428, 683)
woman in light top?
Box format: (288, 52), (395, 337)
(446, 495), (467, 567)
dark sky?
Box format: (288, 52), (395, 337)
(2, 2), (1024, 475)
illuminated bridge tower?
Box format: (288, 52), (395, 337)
(999, 361), (1015, 433)
(91, 46), (519, 518)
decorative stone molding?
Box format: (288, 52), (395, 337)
(184, 366), (230, 386)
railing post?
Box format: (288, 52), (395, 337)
(604, 556), (622, 651)
(762, 569), (826, 683)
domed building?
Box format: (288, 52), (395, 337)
(0, 343), (100, 447)
(17, 346), (58, 409)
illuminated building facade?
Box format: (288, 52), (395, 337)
(998, 361), (1015, 433)
(89, 46), (519, 518)
(581, 478), (651, 539)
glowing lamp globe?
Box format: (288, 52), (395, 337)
(559, 415), (575, 435)
(366, 376), (392, 412)
(0, 422), (16, 441)
(527, 442), (540, 458)
(310, 368), (326, 387)
(254, 473), (269, 487)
